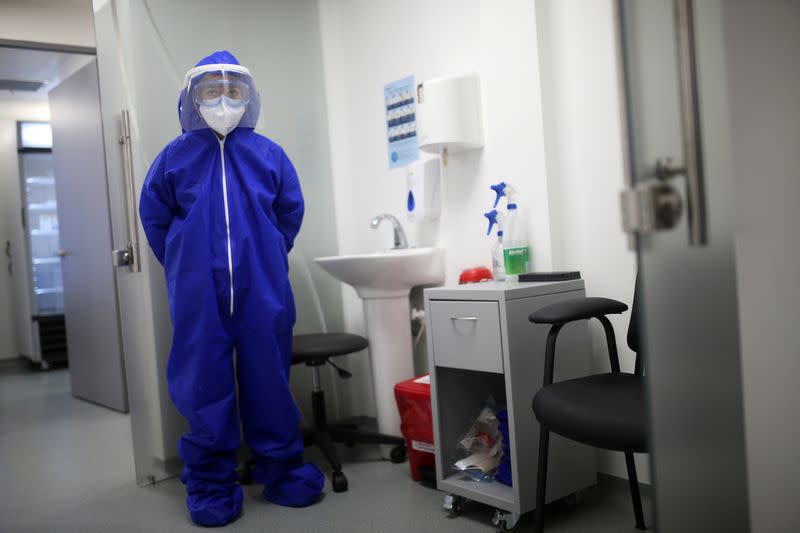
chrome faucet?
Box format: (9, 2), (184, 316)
(370, 214), (408, 249)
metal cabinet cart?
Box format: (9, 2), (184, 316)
(424, 281), (597, 530)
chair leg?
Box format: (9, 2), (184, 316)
(302, 427), (314, 447)
(315, 428), (343, 475)
(624, 452), (647, 530)
(329, 422), (359, 431)
(534, 426), (550, 533)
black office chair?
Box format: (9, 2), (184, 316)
(255, 333), (406, 493)
(529, 284), (647, 532)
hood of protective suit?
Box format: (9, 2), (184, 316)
(178, 50), (261, 133)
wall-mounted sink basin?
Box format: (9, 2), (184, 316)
(315, 247), (445, 298)
(314, 247), (446, 445)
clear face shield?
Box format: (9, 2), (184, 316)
(178, 64), (260, 135)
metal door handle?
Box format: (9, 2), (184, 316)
(621, 180), (683, 235)
(56, 250), (70, 257)
(674, 0), (707, 246)
(114, 109), (141, 271)
(451, 317), (478, 322)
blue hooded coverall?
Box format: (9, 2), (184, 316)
(139, 51), (323, 527)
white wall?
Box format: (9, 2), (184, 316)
(0, 0), (95, 49)
(534, 0), (647, 483)
(724, 1), (800, 530)
(0, 99), (50, 359)
(318, 0), (554, 417)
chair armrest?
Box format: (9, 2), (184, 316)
(529, 297), (628, 325)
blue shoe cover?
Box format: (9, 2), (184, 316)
(186, 483), (243, 527)
(262, 462), (324, 507)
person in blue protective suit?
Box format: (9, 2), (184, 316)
(139, 50), (324, 527)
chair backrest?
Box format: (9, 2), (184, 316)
(627, 275), (643, 374)
(627, 275), (641, 353)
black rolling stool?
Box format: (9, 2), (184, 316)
(291, 333), (406, 492)
(240, 333), (407, 491)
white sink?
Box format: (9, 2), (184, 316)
(315, 247), (446, 298)
(314, 247), (446, 445)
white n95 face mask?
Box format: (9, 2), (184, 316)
(199, 97), (246, 136)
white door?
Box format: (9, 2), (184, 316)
(49, 59), (128, 412)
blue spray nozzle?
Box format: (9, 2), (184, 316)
(490, 181), (507, 208)
(484, 209), (499, 236)
(484, 209), (506, 237)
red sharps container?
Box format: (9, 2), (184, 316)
(394, 374), (435, 481)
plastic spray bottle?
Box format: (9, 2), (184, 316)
(491, 181), (530, 277)
(484, 209), (506, 281)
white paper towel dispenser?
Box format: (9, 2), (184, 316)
(416, 73), (484, 160)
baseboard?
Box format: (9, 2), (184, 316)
(0, 356), (33, 374)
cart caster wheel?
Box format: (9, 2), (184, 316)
(390, 444), (407, 464)
(39, 361), (51, 371)
(492, 509), (520, 531)
(331, 471), (348, 493)
(443, 494), (466, 516)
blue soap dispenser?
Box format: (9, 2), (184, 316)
(406, 159), (441, 222)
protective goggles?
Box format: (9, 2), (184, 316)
(191, 77), (250, 107)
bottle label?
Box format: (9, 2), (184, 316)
(503, 246), (529, 275)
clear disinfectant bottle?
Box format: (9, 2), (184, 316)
(484, 209), (506, 281)
(493, 230), (506, 281)
(503, 203), (530, 277)
(491, 182), (530, 278)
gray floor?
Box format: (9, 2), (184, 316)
(0, 363), (651, 532)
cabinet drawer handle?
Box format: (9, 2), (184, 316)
(451, 316), (478, 322)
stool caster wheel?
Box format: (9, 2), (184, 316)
(332, 471), (348, 493)
(390, 444), (407, 464)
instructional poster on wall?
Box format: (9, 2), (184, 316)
(384, 75), (419, 168)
